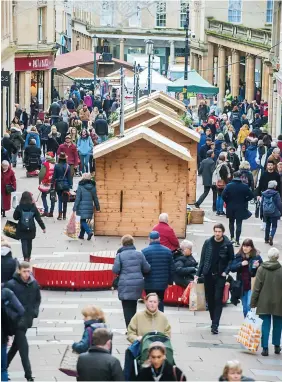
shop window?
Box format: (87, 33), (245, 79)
(228, 0), (242, 23)
(266, 0), (273, 23)
(31, 71), (44, 109)
(156, 1), (166, 27)
(180, 0), (189, 28)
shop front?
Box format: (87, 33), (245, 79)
(15, 55), (54, 114)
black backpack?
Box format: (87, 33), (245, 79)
(20, 210), (35, 231)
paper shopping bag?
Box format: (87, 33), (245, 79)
(64, 213), (80, 239)
(59, 345), (79, 377)
(181, 282), (193, 306)
(236, 311), (262, 352)
(222, 282), (230, 304)
(189, 282), (206, 311)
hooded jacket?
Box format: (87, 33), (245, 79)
(237, 126), (250, 145)
(173, 252), (198, 288)
(24, 131), (40, 149)
(1, 245), (17, 284)
(10, 127), (25, 150)
(77, 136), (94, 156)
(73, 179), (100, 219)
(251, 261), (282, 316)
(245, 144), (259, 171)
(5, 272), (41, 329)
(260, 189), (282, 218)
(72, 319), (107, 354)
(94, 117), (108, 136)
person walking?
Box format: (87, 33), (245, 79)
(173, 240), (198, 288)
(55, 117), (69, 143)
(227, 146), (240, 172)
(196, 224), (234, 334)
(57, 135), (79, 181)
(199, 137), (213, 163)
(212, 153), (232, 216)
(79, 104), (91, 129)
(1, 161), (16, 217)
(152, 213), (179, 252)
(94, 113), (109, 143)
(47, 125), (62, 157)
(6, 261), (41, 381)
(230, 239), (262, 317)
(10, 126), (25, 167)
(48, 98), (61, 125)
(13, 192), (46, 261)
(77, 129), (94, 174)
(251, 247), (282, 357)
(2, 133), (17, 163)
(195, 150), (216, 210)
(52, 152), (72, 220)
(59, 104), (70, 124)
(76, 328), (124, 381)
(73, 173), (100, 239)
(1, 238), (18, 284)
(30, 97), (39, 125)
(39, 118), (51, 156)
(245, 138), (260, 186)
(238, 161), (254, 190)
(222, 172), (254, 246)
(38, 152), (56, 217)
(142, 231), (174, 312)
(261, 180), (282, 246)
(112, 235), (150, 327)
(257, 161), (281, 197)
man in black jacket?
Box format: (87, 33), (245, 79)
(24, 139), (41, 172)
(77, 328), (124, 381)
(94, 115), (109, 143)
(6, 261), (41, 381)
(1, 239), (17, 284)
(199, 138), (213, 162)
(55, 117), (69, 142)
(196, 224), (234, 334)
(257, 161), (281, 197)
(195, 150), (217, 210)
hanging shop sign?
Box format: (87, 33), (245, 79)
(1, 71), (10, 87)
(15, 56), (54, 71)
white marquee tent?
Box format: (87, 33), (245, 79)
(125, 68), (172, 93)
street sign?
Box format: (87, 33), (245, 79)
(1, 71), (10, 87)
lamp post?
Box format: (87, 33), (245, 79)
(183, 8), (190, 101)
(145, 39), (154, 96)
(93, 34), (98, 90)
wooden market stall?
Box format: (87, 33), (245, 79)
(124, 98), (179, 118)
(93, 126), (192, 237)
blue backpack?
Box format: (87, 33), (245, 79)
(263, 195), (276, 217)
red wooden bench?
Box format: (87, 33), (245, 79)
(142, 285), (185, 305)
(90, 251), (116, 264)
(32, 262), (115, 290)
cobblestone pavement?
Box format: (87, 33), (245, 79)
(3, 163), (282, 381)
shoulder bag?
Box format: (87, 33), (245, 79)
(112, 254), (122, 290)
(56, 165), (69, 191)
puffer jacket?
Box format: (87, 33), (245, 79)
(1, 245), (17, 284)
(24, 132), (40, 148)
(237, 126), (250, 145)
(73, 179), (100, 219)
(261, 189), (282, 218)
(77, 136), (93, 156)
(173, 252), (198, 288)
(10, 127), (25, 150)
(245, 144), (259, 171)
(112, 246), (150, 300)
(40, 124), (51, 141)
(72, 319), (107, 354)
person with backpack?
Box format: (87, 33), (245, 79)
(38, 152), (56, 217)
(5, 261), (41, 382)
(1, 287), (25, 382)
(260, 180), (282, 246)
(72, 305), (107, 354)
(13, 191), (46, 261)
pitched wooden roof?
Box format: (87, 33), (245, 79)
(112, 105), (167, 129)
(129, 91), (187, 113)
(124, 98), (179, 118)
(64, 66), (94, 78)
(93, 126), (192, 161)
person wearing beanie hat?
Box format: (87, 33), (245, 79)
(38, 152), (56, 217)
(261, 180), (282, 246)
(237, 124), (250, 145)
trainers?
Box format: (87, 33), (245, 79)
(211, 327), (218, 335)
(274, 346), (281, 354)
(269, 236), (273, 246)
(230, 237), (235, 244)
(261, 348), (269, 356)
(219, 211), (225, 216)
(234, 241), (240, 247)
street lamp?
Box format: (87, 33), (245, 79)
(93, 34), (98, 90)
(183, 9), (189, 101)
(145, 39), (154, 96)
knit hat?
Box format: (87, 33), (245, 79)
(59, 152), (67, 160)
(217, 133), (224, 140)
(45, 152), (54, 161)
(149, 231), (160, 240)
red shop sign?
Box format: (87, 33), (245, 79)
(15, 56), (54, 71)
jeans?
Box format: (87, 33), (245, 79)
(57, 191), (68, 214)
(241, 290), (252, 317)
(7, 329), (32, 379)
(11, 150), (19, 166)
(204, 274), (226, 328)
(265, 216), (279, 240)
(41, 140), (48, 156)
(145, 290), (165, 312)
(229, 218), (243, 241)
(121, 300), (137, 328)
(98, 135), (107, 144)
(252, 169), (259, 187)
(80, 154), (90, 173)
(1, 343), (8, 382)
(196, 186), (217, 210)
(259, 314), (282, 348)
(216, 193), (224, 213)
(80, 219), (91, 237)
(21, 239), (33, 260)
(41, 192), (55, 213)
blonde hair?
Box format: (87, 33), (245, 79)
(81, 305), (106, 322)
(145, 293), (159, 301)
(51, 125), (57, 132)
(222, 360), (242, 380)
(239, 161), (251, 170)
(30, 126), (37, 132)
(121, 234), (134, 247)
(81, 172), (92, 181)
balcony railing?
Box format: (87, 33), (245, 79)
(206, 18), (271, 49)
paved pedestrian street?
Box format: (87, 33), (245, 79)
(3, 165), (282, 381)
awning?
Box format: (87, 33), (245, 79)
(167, 70), (219, 95)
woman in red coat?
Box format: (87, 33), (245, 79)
(1, 160), (16, 217)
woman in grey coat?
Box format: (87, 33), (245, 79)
(112, 235), (150, 328)
(73, 173), (100, 240)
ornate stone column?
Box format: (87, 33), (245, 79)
(245, 53), (255, 102)
(198, 55), (202, 75)
(119, 38), (125, 61)
(262, 60), (270, 102)
(218, 45), (226, 109)
(169, 40), (175, 66)
(207, 42), (214, 84)
(194, 54), (199, 72)
(231, 49), (240, 97)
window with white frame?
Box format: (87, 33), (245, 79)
(38, 8), (43, 40)
(266, 0), (273, 23)
(156, 1), (166, 27)
(129, 1), (141, 27)
(100, 1), (114, 26)
(228, 0), (242, 23)
(180, 0), (189, 28)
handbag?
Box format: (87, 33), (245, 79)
(56, 165), (69, 191)
(3, 220), (19, 240)
(112, 254), (122, 290)
(38, 183), (51, 193)
(5, 184), (15, 195)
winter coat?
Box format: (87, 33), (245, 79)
(230, 253), (263, 293)
(222, 178), (254, 220)
(6, 272), (41, 329)
(49, 101), (60, 117)
(199, 143), (212, 161)
(2, 137), (17, 158)
(1, 245), (17, 284)
(127, 309), (171, 343)
(137, 361), (186, 382)
(77, 347), (124, 382)
(173, 253), (198, 288)
(94, 118), (109, 136)
(38, 159), (56, 185)
(79, 108), (90, 121)
(224, 131), (237, 148)
(47, 132), (61, 153)
(197, 236), (234, 277)
(260, 189), (282, 218)
(10, 128), (25, 150)
(214, 139), (225, 158)
(77, 136), (93, 156)
(72, 319), (107, 354)
(55, 121), (69, 141)
(197, 133), (207, 154)
(1, 167), (16, 211)
(13, 203), (45, 240)
(257, 171), (281, 196)
(251, 260), (282, 317)
(112, 245), (150, 300)
(237, 126), (250, 145)
(238, 169), (254, 191)
(227, 153), (240, 172)
(60, 109), (70, 123)
(73, 180), (100, 218)
(245, 144), (259, 171)
(24, 145), (41, 171)
(198, 157), (215, 187)
(1, 147), (10, 163)
(141, 242), (174, 291)
(152, 222), (179, 251)
(40, 124), (51, 141)
(198, 104), (208, 121)
(52, 163), (72, 190)
(1, 287), (25, 343)
(84, 95), (93, 108)
(24, 132), (40, 149)
(57, 143), (79, 166)
(205, 123), (216, 140)
(66, 99), (75, 110)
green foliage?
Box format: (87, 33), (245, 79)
(180, 114), (193, 127)
(109, 112), (119, 124)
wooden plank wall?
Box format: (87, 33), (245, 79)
(95, 140), (188, 237)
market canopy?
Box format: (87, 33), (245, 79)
(167, 70), (219, 95)
(125, 68), (173, 92)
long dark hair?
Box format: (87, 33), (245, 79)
(237, 238), (258, 258)
(20, 191), (33, 205)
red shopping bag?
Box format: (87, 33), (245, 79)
(65, 212), (77, 238)
(222, 282), (230, 304)
(181, 282), (193, 305)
